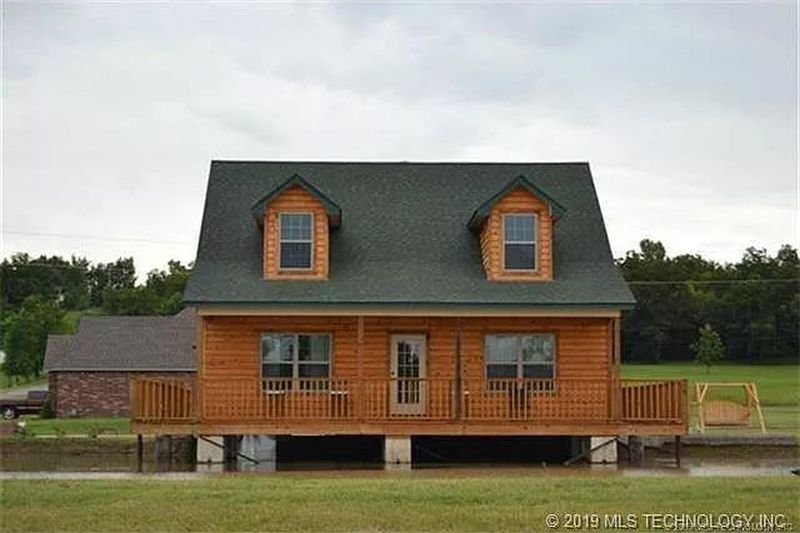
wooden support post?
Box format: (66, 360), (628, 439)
(136, 434), (144, 473)
(746, 383), (767, 435)
(628, 435), (644, 466)
(696, 383), (707, 433)
(357, 316), (364, 420)
(454, 316), (462, 421)
(674, 435), (681, 467)
(610, 317), (621, 421)
(196, 316), (205, 422)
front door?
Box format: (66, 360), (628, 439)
(390, 334), (427, 415)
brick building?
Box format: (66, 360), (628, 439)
(44, 308), (196, 417)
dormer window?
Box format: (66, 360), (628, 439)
(279, 213), (313, 270)
(503, 214), (537, 271)
(251, 174), (341, 280)
(468, 176), (565, 282)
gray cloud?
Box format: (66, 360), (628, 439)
(2, 2), (796, 276)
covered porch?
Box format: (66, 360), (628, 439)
(130, 376), (688, 436)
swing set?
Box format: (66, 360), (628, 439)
(695, 382), (766, 435)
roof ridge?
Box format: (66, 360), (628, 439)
(211, 160), (591, 166)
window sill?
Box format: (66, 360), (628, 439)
(490, 272), (551, 282)
(269, 269), (328, 280)
(480, 381), (557, 394)
(261, 389), (348, 395)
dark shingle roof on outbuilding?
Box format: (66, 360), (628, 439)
(44, 308), (196, 371)
(43, 335), (73, 371)
(186, 161), (634, 308)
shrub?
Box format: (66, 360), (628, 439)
(691, 324), (725, 373)
(40, 399), (56, 419)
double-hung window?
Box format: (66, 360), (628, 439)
(485, 334), (555, 389)
(279, 213), (313, 269)
(261, 333), (331, 391)
(503, 214), (537, 271)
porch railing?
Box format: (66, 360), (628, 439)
(130, 376), (196, 423)
(620, 379), (687, 423)
(131, 377), (687, 426)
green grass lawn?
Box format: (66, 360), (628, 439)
(621, 363), (799, 406)
(16, 416), (130, 437)
(622, 363), (799, 437)
(0, 371), (46, 392)
(1, 476), (797, 531)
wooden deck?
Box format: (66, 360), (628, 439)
(131, 377), (688, 436)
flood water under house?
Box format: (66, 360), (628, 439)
(131, 161), (688, 466)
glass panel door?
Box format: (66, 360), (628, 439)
(390, 334), (427, 415)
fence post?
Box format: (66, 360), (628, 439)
(454, 317), (462, 421)
(130, 379), (137, 421)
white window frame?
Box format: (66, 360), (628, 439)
(484, 333), (556, 391)
(260, 332), (332, 391)
(502, 213), (538, 272)
(278, 212), (314, 271)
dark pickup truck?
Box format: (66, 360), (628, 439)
(0, 390), (49, 419)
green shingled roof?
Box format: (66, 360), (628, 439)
(185, 161), (634, 308)
(250, 173), (343, 228)
(467, 175), (567, 231)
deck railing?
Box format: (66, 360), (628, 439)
(131, 377), (687, 427)
(620, 379), (687, 423)
(131, 376), (196, 423)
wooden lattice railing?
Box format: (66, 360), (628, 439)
(620, 379), (688, 423)
(131, 377), (688, 427)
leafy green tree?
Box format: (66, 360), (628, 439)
(100, 260), (191, 316)
(618, 240), (798, 363)
(617, 240), (722, 362)
(88, 258), (136, 307)
(691, 324), (725, 373)
(145, 260), (191, 315)
(1, 253), (90, 312)
(100, 286), (160, 315)
(2, 296), (68, 379)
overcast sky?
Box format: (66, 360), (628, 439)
(2, 2), (797, 276)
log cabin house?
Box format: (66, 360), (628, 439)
(131, 161), (688, 465)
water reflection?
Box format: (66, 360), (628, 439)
(1, 440), (797, 479)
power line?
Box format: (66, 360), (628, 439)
(627, 279), (799, 286)
(1, 262), (188, 274)
(1, 261), (798, 286)
(2, 230), (192, 245)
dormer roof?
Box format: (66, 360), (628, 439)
(250, 173), (342, 228)
(467, 175), (566, 231)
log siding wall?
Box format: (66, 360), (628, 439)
(199, 315), (612, 420)
(479, 187), (553, 281)
(263, 186), (329, 280)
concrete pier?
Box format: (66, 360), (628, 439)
(222, 435), (277, 471)
(240, 435), (277, 463)
(384, 436), (412, 465)
(196, 436), (225, 464)
(589, 437), (618, 464)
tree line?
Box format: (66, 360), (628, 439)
(0, 241), (797, 380)
(618, 240), (798, 364)
(1, 254), (191, 379)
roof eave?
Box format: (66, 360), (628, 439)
(185, 299), (636, 309)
